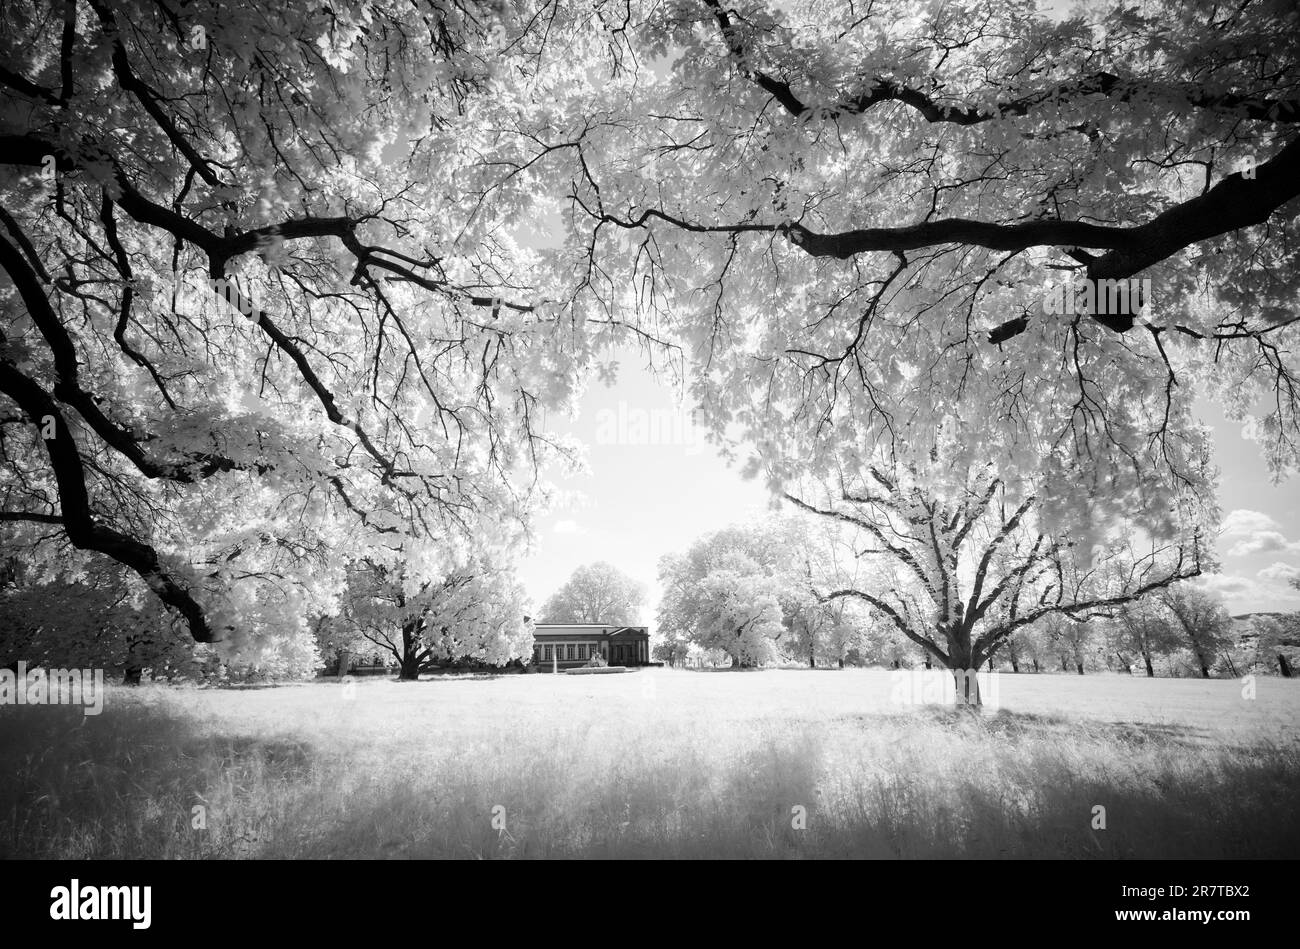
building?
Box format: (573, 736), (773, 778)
(531, 624), (650, 670)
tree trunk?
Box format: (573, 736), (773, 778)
(1143, 652), (1154, 677)
(1279, 653), (1293, 678)
(1032, 658), (1039, 673)
(944, 632), (981, 708)
(838, 657), (844, 669)
(1076, 662), (1084, 675)
(123, 636), (145, 685)
(399, 616), (423, 680)
(949, 666), (981, 708)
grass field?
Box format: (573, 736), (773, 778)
(2, 668), (1298, 858)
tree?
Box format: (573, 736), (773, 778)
(784, 593), (875, 668)
(327, 552), (533, 681)
(0, 560), (197, 683)
(504, 0), (1300, 545)
(9, 0), (1297, 658)
(786, 459), (1208, 704)
(659, 547), (787, 668)
(1010, 623), (1053, 675)
(537, 562), (647, 625)
(651, 629), (692, 667)
(0, 552), (319, 682)
(0, 0), (603, 654)
(1159, 584), (1234, 678)
(1253, 576), (1300, 677)
(1249, 612), (1300, 677)
(1042, 614), (1098, 676)
(778, 518), (878, 667)
(657, 522), (800, 668)
(1113, 598), (1184, 677)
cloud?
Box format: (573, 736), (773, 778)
(1196, 574), (1256, 598)
(1221, 509), (1281, 536)
(553, 519), (586, 535)
(1198, 570), (1300, 608)
(1258, 562), (1300, 584)
(1227, 530), (1300, 557)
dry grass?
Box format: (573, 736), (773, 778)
(2, 669), (1298, 858)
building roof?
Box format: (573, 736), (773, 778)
(532, 624), (648, 638)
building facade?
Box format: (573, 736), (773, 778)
(531, 624), (650, 670)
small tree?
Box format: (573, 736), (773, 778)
(1159, 584), (1233, 679)
(1113, 598), (1184, 677)
(1250, 613), (1300, 677)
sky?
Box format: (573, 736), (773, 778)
(516, 346), (773, 626)
(516, 353), (1300, 623)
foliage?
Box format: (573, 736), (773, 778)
(786, 459), (1208, 687)
(537, 561), (647, 625)
(4, 0), (1298, 665)
(510, 0), (1300, 541)
(323, 549), (533, 678)
(0, 0), (597, 656)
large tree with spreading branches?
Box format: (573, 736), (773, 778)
(786, 458), (1209, 703)
(0, 0), (638, 656)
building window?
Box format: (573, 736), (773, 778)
(533, 645), (541, 662)
(566, 644), (575, 661)
(577, 644), (587, 660)
(544, 644), (552, 661)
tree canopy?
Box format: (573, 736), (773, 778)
(537, 561), (647, 625)
(3, 0), (1297, 659)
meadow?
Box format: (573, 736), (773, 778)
(2, 669), (1298, 859)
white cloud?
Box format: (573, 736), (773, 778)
(1258, 562), (1300, 584)
(1198, 570), (1300, 609)
(1227, 530), (1300, 557)
(1221, 509), (1281, 535)
(553, 519), (586, 535)
(1196, 574), (1256, 598)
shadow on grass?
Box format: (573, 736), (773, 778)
(0, 703), (316, 858)
(2, 699), (1297, 859)
(871, 706), (1218, 749)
